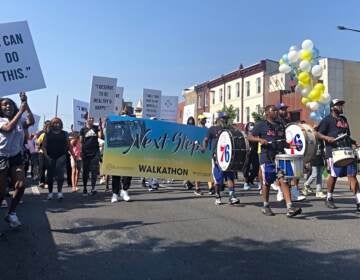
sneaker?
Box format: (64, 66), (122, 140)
(271, 183), (279, 191)
(243, 183), (251, 191)
(1, 200), (7, 208)
(194, 189), (203, 196)
(83, 188), (88, 196)
(89, 190), (97, 196)
(229, 197), (240, 205)
(291, 187), (306, 202)
(44, 184), (48, 189)
(356, 203), (360, 214)
(120, 190), (130, 202)
(262, 206), (275, 216)
(208, 188), (215, 195)
(286, 207), (302, 217)
(325, 198), (337, 209)
(276, 190), (284, 202)
(38, 183), (45, 189)
(315, 191), (326, 199)
(4, 213), (22, 228)
(293, 195), (306, 202)
(184, 182), (193, 190)
(111, 193), (118, 203)
(47, 193), (54, 200)
(99, 177), (106, 184)
(215, 197), (222, 205)
(57, 192), (63, 200)
(302, 185), (314, 196)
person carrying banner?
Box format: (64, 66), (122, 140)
(202, 112), (240, 206)
(0, 93), (34, 228)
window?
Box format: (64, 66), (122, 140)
(212, 91), (215, 104)
(219, 88), (223, 102)
(275, 79), (279, 87)
(236, 108), (240, 123)
(256, 77), (261, 93)
(256, 104), (261, 114)
(204, 93), (208, 107)
(236, 82), (240, 97)
(246, 81), (250, 97)
(227, 85), (231, 100)
(197, 95), (202, 109)
(246, 107), (250, 123)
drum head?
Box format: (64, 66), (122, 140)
(285, 124), (306, 155)
(216, 130), (233, 171)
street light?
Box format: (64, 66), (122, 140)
(337, 25), (360, 33)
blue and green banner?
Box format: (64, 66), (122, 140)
(102, 116), (213, 181)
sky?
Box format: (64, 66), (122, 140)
(1, 0), (360, 130)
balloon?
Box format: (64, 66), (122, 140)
(302, 39), (314, 50)
(301, 97), (309, 105)
(299, 60), (311, 72)
(288, 50), (299, 63)
(279, 58), (285, 65)
(298, 71), (311, 83)
(301, 86), (311, 96)
(311, 65), (323, 77)
(308, 89), (322, 101)
(319, 93), (331, 104)
(308, 101), (319, 111)
(295, 85), (302, 94)
(314, 83), (325, 92)
(289, 45), (298, 52)
(300, 49), (313, 61)
(282, 54), (289, 63)
(279, 64), (292, 74)
(310, 111), (318, 120)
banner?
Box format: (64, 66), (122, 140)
(73, 99), (89, 132)
(142, 88), (161, 119)
(89, 76), (117, 120)
(102, 116), (212, 181)
(160, 95), (178, 121)
(27, 113), (40, 134)
(182, 104), (195, 124)
(113, 86), (123, 115)
(0, 21), (46, 96)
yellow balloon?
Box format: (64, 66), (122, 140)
(279, 58), (285, 65)
(298, 71), (311, 83)
(309, 89), (322, 101)
(300, 49), (313, 61)
(314, 83), (325, 93)
(301, 97), (309, 105)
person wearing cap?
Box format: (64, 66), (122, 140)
(202, 111), (240, 205)
(316, 99), (360, 212)
(248, 105), (302, 217)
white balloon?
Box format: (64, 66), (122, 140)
(311, 65), (323, 77)
(319, 93), (331, 104)
(308, 101), (319, 111)
(301, 87), (311, 97)
(288, 50), (299, 63)
(279, 64), (291, 74)
(295, 85), (302, 94)
(299, 60), (311, 72)
(302, 39), (314, 50)
(289, 45), (298, 52)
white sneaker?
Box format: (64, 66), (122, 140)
(57, 192), (63, 200)
(120, 190), (130, 202)
(291, 187), (306, 201)
(5, 213), (22, 228)
(99, 177), (106, 184)
(316, 191), (326, 199)
(271, 183), (279, 191)
(1, 200), (8, 208)
(47, 193), (54, 200)
(215, 197), (222, 205)
(277, 189), (284, 202)
(111, 193), (118, 203)
(243, 183), (251, 191)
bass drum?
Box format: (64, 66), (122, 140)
(285, 123), (317, 163)
(216, 129), (249, 171)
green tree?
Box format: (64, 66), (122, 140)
(218, 105), (237, 124)
(251, 107), (265, 122)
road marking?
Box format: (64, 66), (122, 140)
(31, 186), (40, 195)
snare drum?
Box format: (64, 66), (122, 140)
(216, 129), (249, 171)
(332, 147), (355, 167)
(285, 123), (317, 163)
(275, 154), (303, 179)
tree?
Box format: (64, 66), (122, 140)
(251, 107), (265, 123)
(218, 105), (237, 124)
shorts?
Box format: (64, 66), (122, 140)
(260, 161), (287, 186)
(327, 158), (357, 178)
(0, 153), (23, 171)
(212, 159), (235, 185)
(71, 157), (82, 170)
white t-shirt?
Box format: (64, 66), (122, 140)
(0, 117), (25, 157)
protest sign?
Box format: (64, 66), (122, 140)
(0, 21), (46, 96)
(102, 116), (212, 181)
(203, 112), (213, 128)
(73, 99), (89, 132)
(182, 104), (195, 124)
(160, 95), (178, 121)
(89, 76), (117, 120)
(113, 86), (123, 115)
(142, 88), (161, 119)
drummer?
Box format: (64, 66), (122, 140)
(202, 112), (240, 206)
(316, 99), (360, 212)
(248, 105), (302, 217)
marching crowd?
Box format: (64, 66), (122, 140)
(1, 94), (360, 229)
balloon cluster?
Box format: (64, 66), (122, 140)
(278, 39), (330, 122)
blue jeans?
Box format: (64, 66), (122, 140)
(304, 165), (323, 192)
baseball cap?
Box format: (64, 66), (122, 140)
(217, 112), (229, 119)
(275, 102), (288, 110)
(330, 99), (345, 107)
(197, 114), (207, 120)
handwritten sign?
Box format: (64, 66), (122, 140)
(142, 88), (161, 119)
(73, 99), (89, 132)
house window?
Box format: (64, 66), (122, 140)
(236, 108), (240, 123)
(236, 82), (240, 97)
(197, 95), (202, 109)
(246, 106), (250, 122)
(204, 93), (208, 107)
(212, 91), (215, 104)
(227, 85), (231, 100)
(219, 88), (223, 102)
(256, 77), (261, 93)
(256, 104), (261, 114)
(246, 81), (250, 97)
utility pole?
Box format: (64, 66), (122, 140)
(55, 95), (59, 117)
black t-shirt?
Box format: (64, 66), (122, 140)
(206, 126), (223, 156)
(80, 125), (99, 157)
(311, 141), (325, 166)
(251, 120), (285, 164)
(43, 130), (68, 159)
(316, 114), (352, 158)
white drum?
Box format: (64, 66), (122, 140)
(332, 148), (355, 167)
(275, 154), (304, 179)
(354, 147), (360, 161)
(285, 123), (317, 163)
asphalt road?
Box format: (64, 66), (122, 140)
(1, 179), (360, 280)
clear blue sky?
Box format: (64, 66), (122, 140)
(1, 0), (360, 129)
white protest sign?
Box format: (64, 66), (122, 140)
(142, 88), (161, 119)
(0, 21), (45, 96)
(160, 95), (178, 121)
(113, 86), (123, 115)
(73, 99), (89, 132)
(182, 104), (195, 124)
(203, 112), (213, 128)
(89, 76), (117, 120)
(27, 113), (40, 134)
